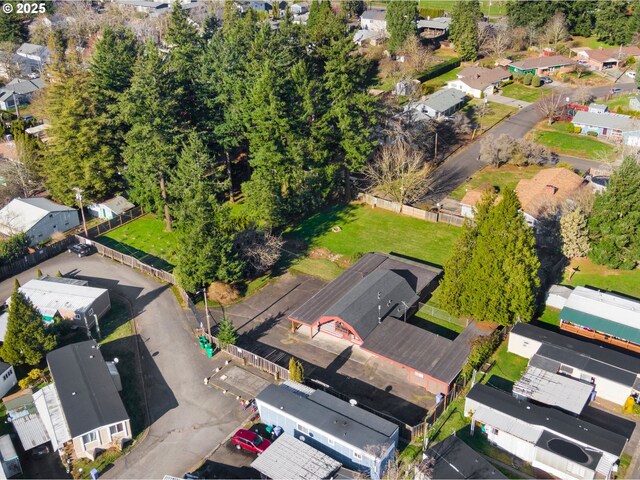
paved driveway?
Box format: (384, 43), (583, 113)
(0, 254), (243, 479)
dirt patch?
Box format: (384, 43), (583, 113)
(568, 257), (623, 277)
(308, 247), (353, 269)
(207, 282), (241, 304)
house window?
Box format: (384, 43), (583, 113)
(109, 423), (125, 436)
(297, 424), (309, 435)
(82, 431), (98, 445)
(328, 437), (335, 446)
(74, 314), (81, 320)
(353, 451), (363, 460)
(2, 371), (11, 381)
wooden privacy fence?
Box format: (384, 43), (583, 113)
(76, 236), (176, 284)
(196, 328), (290, 381)
(83, 206), (144, 238)
(0, 235), (77, 281)
(361, 194), (465, 227)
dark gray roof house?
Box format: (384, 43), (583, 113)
(417, 435), (506, 479)
(47, 341), (129, 440)
(403, 88), (468, 120)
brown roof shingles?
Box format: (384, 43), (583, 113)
(456, 66), (510, 90)
(511, 55), (576, 70)
(515, 168), (585, 218)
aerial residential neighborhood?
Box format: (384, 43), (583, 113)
(0, 0), (640, 479)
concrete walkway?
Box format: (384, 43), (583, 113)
(489, 94), (531, 109)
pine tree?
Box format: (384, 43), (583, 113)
(439, 189), (540, 325)
(91, 27), (138, 103)
(0, 2), (27, 43)
(451, 0), (480, 61)
(589, 157), (640, 269)
(0, 288), (57, 366)
(216, 317), (237, 348)
(595, 0), (630, 45)
(560, 208), (590, 258)
(342, 0), (365, 18)
(42, 39), (122, 205)
(120, 41), (181, 231)
(387, 1), (418, 52)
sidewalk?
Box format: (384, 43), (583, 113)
(489, 94), (531, 109)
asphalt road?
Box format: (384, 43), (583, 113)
(0, 253), (243, 479)
(420, 81), (637, 205)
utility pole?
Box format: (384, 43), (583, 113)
(74, 187), (88, 237)
(11, 91), (19, 118)
(434, 132), (438, 161)
(199, 287), (212, 337)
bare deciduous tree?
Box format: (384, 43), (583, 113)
(234, 229), (284, 277)
(480, 134), (552, 166)
(541, 12), (568, 49)
(483, 26), (513, 57)
(536, 93), (565, 125)
(511, 27), (529, 51)
(365, 139), (432, 205)
(398, 35), (433, 74)
(574, 85), (593, 105)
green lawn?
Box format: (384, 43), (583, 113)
(534, 130), (615, 160)
(563, 258), (640, 299)
(568, 36), (613, 49)
(99, 300), (132, 343)
(421, 66), (463, 91)
(449, 165), (545, 201)
(98, 215), (178, 271)
(461, 99), (518, 130)
(286, 203), (461, 267)
(481, 341), (528, 392)
(601, 94), (640, 117)
(500, 83), (547, 103)
(417, 0), (506, 15)
(538, 307), (560, 328)
(289, 257), (345, 282)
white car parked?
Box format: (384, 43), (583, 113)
(627, 70), (636, 79)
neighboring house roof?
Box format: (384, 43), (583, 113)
(467, 383), (627, 457)
(580, 46), (640, 63)
(2, 389), (34, 412)
(0, 313), (8, 343)
(419, 435), (506, 479)
(460, 186), (502, 207)
(363, 319), (493, 385)
(15, 43), (49, 58)
(515, 168), (585, 219)
(454, 66), (510, 91)
(418, 88), (467, 114)
(33, 384), (72, 451)
(573, 110), (637, 132)
(47, 340), (129, 438)
(15, 279), (108, 316)
(251, 433), (341, 480)
(290, 252), (441, 327)
(4, 77), (44, 94)
(0, 362), (10, 377)
(511, 323), (640, 381)
(12, 413), (49, 450)
(98, 195), (134, 215)
(417, 17), (451, 30)
(323, 269), (418, 341)
(560, 286), (640, 345)
(513, 366), (593, 415)
(353, 29), (385, 43)
(0, 197), (76, 236)
(510, 55), (576, 70)
(361, 9), (386, 21)
(256, 383), (398, 450)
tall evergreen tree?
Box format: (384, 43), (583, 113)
(0, 2), (27, 43)
(91, 27), (138, 103)
(595, 0), (630, 45)
(386, 1), (418, 52)
(505, 0), (556, 28)
(451, 0), (480, 61)
(0, 288), (56, 366)
(43, 41), (122, 204)
(342, 0), (365, 18)
(440, 189), (540, 325)
(120, 41), (181, 230)
(589, 157), (640, 270)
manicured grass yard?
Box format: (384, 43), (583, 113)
(534, 130), (615, 160)
(601, 94), (640, 117)
(481, 341), (528, 392)
(287, 203), (461, 267)
(563, 257), (640, 299)
(500, 83), (547, 103)
(420, 66), (463, 91)
(289, 257), (345, 282)
(461, 99), (518, 130)
(537, 307), (560, 328)
(449, 165), (545, 201)
(98, 215), (178, 271)
(567, 36), (613, 50)
(417, 0), (507, 15)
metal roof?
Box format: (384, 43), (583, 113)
(510, 323), (640, 374)
(323, 270), (418, 341)
(16, 279), (108, 315)
(406, 89), (467, 116)
(0, 435), (17, 462)
(0, 314), (7, 344)
(33, 385), (71, 451)
(251, 433), (341, 479)
(417, 17), (452, 30)
(422, 435), (506, 479)
(513, 366), (593, 415)
(97, 195), (134, 215)
(573, 111), (637, 132)
(0, 198), (76, 236)
(467, 384), (627, 456)
(256, 384), (398, 451)
(562, 308), (640, 345)
(563, 286), (640, 328)
(11, 413), (49, 450)
(47, 341), (129, 438)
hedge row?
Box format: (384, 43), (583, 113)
(417, 57), (462, 83)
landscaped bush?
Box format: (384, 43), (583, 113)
(513, 72), (524, 83)
(574, 126), (582, 133)
(566, 122), (576, 133)
(587, 130), (598, 136)
(462, 331), (502, 379)
(523, 73), (533, 85)
(531, 75), (542, 87)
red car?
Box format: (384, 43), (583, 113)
(231, 429), (271, 454)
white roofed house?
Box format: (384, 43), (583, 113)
(360, 9), (387, 33)
(0, 78), (45, 111)
(447, 66), (510, 98)
(0, 198), (79, 246)
(87, 195), (134, 220)
(13, 43), (50, 75)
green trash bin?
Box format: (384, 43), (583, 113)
(206, 346), (214, 358)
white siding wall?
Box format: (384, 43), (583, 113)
(361, 18), (386, 32)
(27, 210), (80, 245)
(507, 331), (542, 359)
(591, 376), (631, 405)
(447, 80), (482, 98)
(0, 367), (16, 398)
(487, 429), (536, 463)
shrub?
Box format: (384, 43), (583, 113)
(566, 122), (576, 133)
(574, 126), (582, 133)
(513, 72), (524, 83)
(587, 130), (598, 137)
(531, 75), (542, 87)
(462, 331), (502, 379)
(523, 73), (533, 85)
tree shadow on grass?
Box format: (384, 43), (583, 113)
(95, 236), (175, 272)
